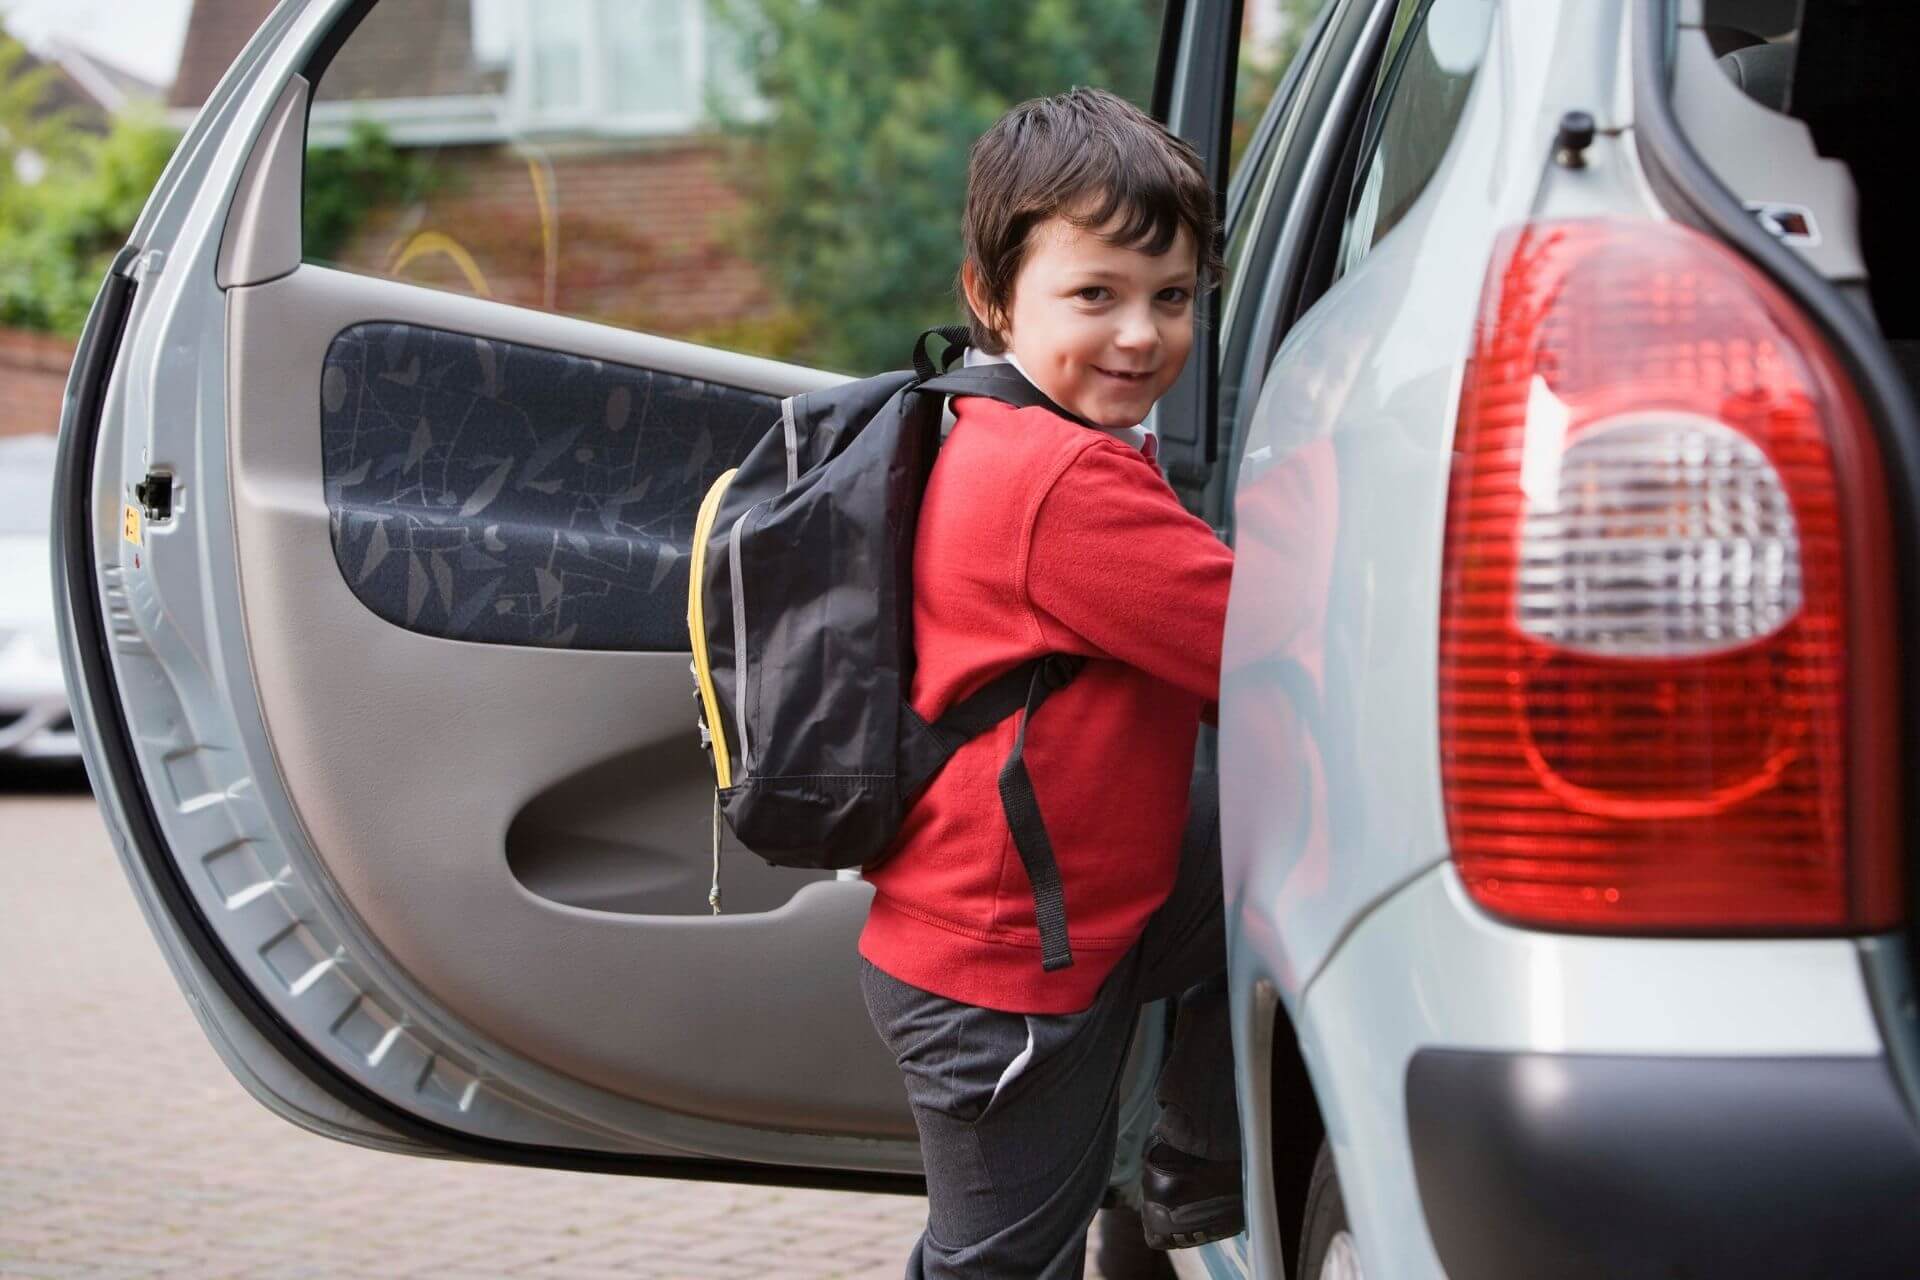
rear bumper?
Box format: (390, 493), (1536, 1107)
(1407, 1049), (1920, 1278)
(1287, 865), (1912, 1278)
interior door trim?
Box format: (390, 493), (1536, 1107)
(57, 248), (924, 1193)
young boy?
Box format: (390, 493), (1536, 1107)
(858, 87), (1241, 1277)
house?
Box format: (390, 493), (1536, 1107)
(165, 0), (777, 345)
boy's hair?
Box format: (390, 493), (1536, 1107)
(958, 86), (1224, 355)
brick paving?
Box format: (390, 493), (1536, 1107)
(0, 782), (1116, 1279)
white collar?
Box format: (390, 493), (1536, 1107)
(960, 347), (1155, 456)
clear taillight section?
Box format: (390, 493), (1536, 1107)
(1440, 219), (1900, 932)
(1515, 411), (1804, 657)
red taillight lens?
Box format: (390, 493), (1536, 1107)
(1440, 219), (1900, 932)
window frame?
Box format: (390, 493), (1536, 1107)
(1333, 0), (1494, 280)
(1202, 0), (1399, 533)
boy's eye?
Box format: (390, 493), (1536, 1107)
(1157, 287), (1194, 305)
(1075, 286), (1111, 302)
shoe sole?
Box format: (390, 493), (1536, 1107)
(1140, 1194), (1247, 1251)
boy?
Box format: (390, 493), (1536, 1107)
(858, 87), (1242, 1277)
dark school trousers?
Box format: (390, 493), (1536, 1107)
(859, 781), (1240, 1279)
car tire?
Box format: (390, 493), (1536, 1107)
(1297, 1141), (1363, 1280)
(1094, 1206), (1177, 1280)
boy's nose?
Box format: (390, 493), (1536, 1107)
(1113, 311), (1160, 353)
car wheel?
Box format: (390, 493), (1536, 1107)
(1094, 1206), (1177, 1280)
(1297, 1141), (1363, 1280)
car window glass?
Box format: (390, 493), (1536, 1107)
(1334, 0), (1494, 278)
(1224, 1), (1337, 292)
(302, 0), (1168, 376)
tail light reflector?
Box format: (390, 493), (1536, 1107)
(1440, 218), (1899, 932)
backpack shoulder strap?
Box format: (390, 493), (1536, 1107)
(916, 365), (1103, 431)
(911, 654), (1086, 973)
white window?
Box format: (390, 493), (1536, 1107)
(510, 0), (721, 135)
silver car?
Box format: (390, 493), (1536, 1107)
(2, 434), (78, 765)
(53, 0), (1920, 1277)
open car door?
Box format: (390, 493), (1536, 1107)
(53, 0), (1239, 1185)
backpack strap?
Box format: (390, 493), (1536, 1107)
(917, 365), (1104, 431)
(918, 654), (1085, 972)
(994, 655), (1084, 972)
(912, 325), (972, 380)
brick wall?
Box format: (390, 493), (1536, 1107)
(0, 327), (76, 440)
(334, 139), (781, 346)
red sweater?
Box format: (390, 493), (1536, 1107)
(858, 395), (1235, 1013)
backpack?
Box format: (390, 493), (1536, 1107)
(687, 327), (1087, 971)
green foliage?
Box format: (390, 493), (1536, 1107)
(0, 32), (79, 197)
(710, 0), (1162, 374)
(0, 43), (427, 339)
(0, 43), (178, 337)
(303, 118), (441, 263)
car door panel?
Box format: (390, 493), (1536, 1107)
(231, 263), (916, 1137)
(318, 319), (780, 651)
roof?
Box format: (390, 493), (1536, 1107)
(1, 28), (154, 132)
(166, 0), (272, 108)
(40, 37), (162, 114)
(168, 0), (498, 110)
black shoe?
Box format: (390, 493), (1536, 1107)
(1139, 1140), (1246, 1251)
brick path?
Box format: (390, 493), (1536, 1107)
(0, 783), (1115, 1279)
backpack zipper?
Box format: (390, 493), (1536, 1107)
(726, 498), (767, 778)
(780, 396), (800, 488)
(687, 468), (738, 789)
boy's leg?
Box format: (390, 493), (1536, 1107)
(1154, 974), (1239, 1160)
(859, 958), (1140, 1280)
(1131, 774), (1246, 1248)
(1136, 774), (1241, 1163)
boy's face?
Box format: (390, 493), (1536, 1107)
(979, 213), (1198, 430)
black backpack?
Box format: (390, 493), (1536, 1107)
(687, 328), (1088, 971)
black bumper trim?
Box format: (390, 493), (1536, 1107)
(1407, 1049), (1920, 1278)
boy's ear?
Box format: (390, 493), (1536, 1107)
(960, 260), (1006, 341)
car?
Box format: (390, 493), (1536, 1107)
(50, 0), (1920, 1277)
(1, 433), (78, 767)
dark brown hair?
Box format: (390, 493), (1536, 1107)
(958, 86), (1224, 354)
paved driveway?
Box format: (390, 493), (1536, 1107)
(1, 781), (1115, 1279)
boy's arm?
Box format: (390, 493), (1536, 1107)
(1022, 440), (1234, 703)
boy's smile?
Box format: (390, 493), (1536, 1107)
(966, 214), (1198, 431)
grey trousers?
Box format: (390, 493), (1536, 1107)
(859, 782), (1239, 1279)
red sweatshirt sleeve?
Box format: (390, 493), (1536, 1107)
(1022, 440), (1235, 702)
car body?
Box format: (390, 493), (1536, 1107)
(51, 0), (1920, 1277)
(1, 434), (78, 765)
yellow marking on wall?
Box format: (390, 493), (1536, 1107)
(525, 155), (558, 310)
(388, 231), (493, 298)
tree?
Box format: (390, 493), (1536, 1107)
(0, 30), (78, 205)
(0, 31), (423, 338)
(710, 0), (1162, 374)
(0, 31), (176, 334)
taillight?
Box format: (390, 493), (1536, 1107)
(1439, 218), (1900, 932)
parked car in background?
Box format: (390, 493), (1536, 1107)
(1, 434), (77, 766)
(48, 0), (1920, 1277)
